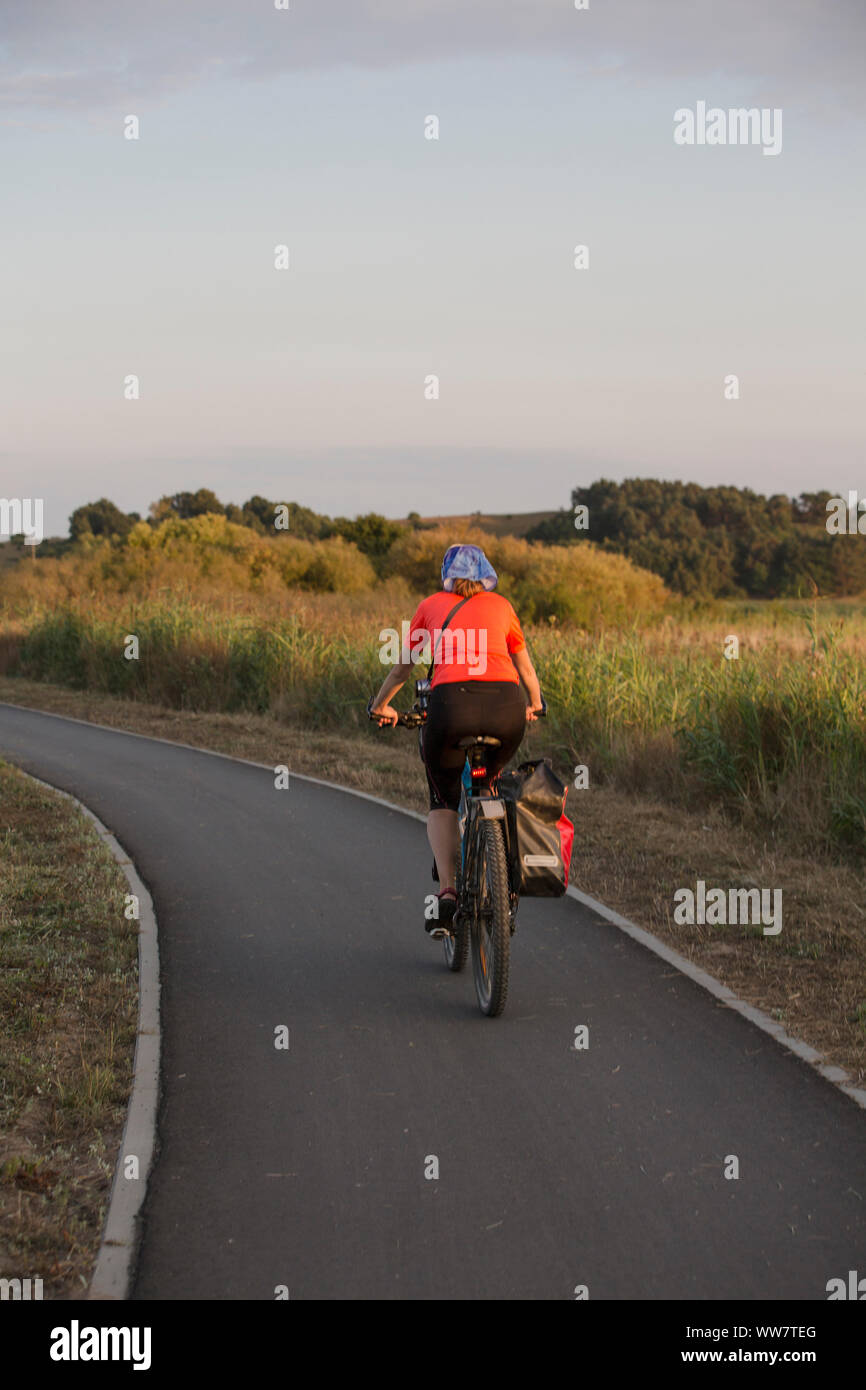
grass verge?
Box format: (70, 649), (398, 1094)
(0, 758), (137, 1299)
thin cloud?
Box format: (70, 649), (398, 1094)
(0, 0), (863, 112)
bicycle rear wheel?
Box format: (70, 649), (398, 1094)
(470, 817), (511, 1017)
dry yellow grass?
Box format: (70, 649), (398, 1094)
(0, 759), (137, 1298)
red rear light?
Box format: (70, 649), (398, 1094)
(471, 766), (486, 778)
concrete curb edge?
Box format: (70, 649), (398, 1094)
(22, 770), (161, 1300)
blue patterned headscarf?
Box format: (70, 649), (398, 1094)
(441, 544), (498, 592)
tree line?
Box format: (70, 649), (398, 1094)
(7, 480), (865, 599)
(525, 479), (866, 598)
(62, 491), (416, 564)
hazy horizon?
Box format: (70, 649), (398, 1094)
(3, 1), (864, 538)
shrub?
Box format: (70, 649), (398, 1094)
(383, 524), (668, 624)
(301, 537), (376, 593)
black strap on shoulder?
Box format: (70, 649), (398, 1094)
(427, 592), (477, 680)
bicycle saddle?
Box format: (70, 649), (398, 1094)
(456, 735), (501, 749)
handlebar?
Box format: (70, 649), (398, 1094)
(366, 697), (426, 727)
(366, 693), (547, 727)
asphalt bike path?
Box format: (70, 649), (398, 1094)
(1, 703), (863, 1300)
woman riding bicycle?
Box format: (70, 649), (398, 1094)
(369, 543), (544, 937)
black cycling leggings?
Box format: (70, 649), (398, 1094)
(421, 679), (527, 812)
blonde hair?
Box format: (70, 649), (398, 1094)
(452, 578), (485, 597)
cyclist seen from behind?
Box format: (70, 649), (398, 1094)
(370, 544), (544, 938)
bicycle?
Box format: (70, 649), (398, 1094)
(367, 691), (546, 1017)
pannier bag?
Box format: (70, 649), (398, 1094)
(497, 759), (574, 897)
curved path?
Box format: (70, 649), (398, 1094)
(1, 702), (864, 1300)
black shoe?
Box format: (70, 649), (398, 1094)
(426, 889), (457, 938)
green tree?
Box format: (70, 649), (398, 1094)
(327, 512), (404, 561)
(149, 489), (226, 523)
(793, 491), (836, 525)
(240, 495), (278, 532)
(525, 477), (864, 598)
(69, 498), (138, 541)
(283, 502), (331, 541)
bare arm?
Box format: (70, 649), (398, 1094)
(370, 659), (415, 726)
(511, 647), (544, 719)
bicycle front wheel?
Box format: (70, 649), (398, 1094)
(470, 817), (511, 1017)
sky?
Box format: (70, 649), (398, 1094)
(1, 0), (865, 537)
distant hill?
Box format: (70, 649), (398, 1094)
(416, 511), (558, 539)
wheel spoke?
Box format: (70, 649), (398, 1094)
(467, 818), (510, 1015)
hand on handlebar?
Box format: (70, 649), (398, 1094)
(368, 699), (400, 728)
(525, 693), (548, 722)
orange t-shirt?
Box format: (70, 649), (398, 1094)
(408, 591), (526, 688)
